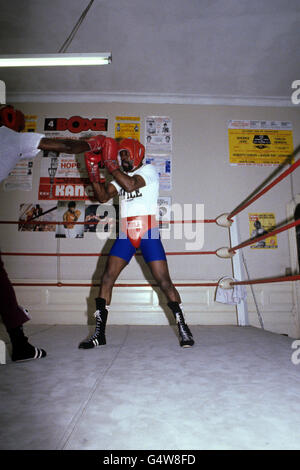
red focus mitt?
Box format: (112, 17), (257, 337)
(0, 105), (25, 132)
(102, 137), (119, 173)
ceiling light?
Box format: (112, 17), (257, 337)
(0, 53), (112, 67)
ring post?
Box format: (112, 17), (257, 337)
(229, 215), (249, 326)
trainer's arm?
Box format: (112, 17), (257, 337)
(38, 138), (90, 154)
(110, 169), (146, 193)
(91, 181), (118, 204)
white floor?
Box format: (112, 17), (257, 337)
(0, 323), (300, 451)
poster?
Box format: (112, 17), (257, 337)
(157, 196), (171, 230)
(39, 153), (96, 201)
(3, 115), (39, 191)
(145, 154), (172, 191)
(4, 159), (34, 191)
(55, 200), (85, 238)
(39, 115), (108, 201)
(23, 114), (38, 133)
(84, 203), (119, 237)
(145, 116), (172, 152)
(115, 116), (140, 140)
(228, 120), (293, 166)
(43, 115), (108, 137)
(249, 213), (278, 249)
(18, 202), (57, 232)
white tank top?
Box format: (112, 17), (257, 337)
(110, 164), (159, 218)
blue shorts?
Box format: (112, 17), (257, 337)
(109, 227), (167, 263)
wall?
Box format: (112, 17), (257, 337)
(1, 101), (299, 335)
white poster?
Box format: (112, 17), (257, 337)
(3, 159), (33, 191)
(145, 116), (172, 152)
(157, 196), (172, 230)
(146, 154), (172, 191)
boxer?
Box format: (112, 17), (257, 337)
(79, 137), (194, 349)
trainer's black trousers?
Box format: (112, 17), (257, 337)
(0, 254), (29, 330)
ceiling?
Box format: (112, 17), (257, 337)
(1, 0), (300, 105)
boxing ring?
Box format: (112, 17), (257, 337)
(1, 150), (300, 334)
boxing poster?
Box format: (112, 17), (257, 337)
(39, 115), (108, 201)
(84, 203), (119, 239)
(248, 213), (278, 249)
(145, 117), (172, 152)
(228, 120), (294, 166)
(3, 115), (39, 191)
(145, 154), (172, 191)
(18, 202), (57, 232)
(39, 153), (96, 201)
(115, 116), (140, 140)
(55, 200), (85, 238)
(157, 197), (171, 230)
(4, 159), (34, 191)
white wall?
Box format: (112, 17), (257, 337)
(1, 101), (299, 334)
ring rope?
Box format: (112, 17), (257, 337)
(227, 157), (300, 220)
(0, 218), (217, 226)
(10, 275), (300, 288)
(2, 154), (300, 290)
(229, 218), (300, 253)
(1, 250), (218, 257)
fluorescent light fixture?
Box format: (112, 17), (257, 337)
(0, 53), (112, 67)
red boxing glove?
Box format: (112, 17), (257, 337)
(86, 134), (106, 153)
(84, 151), (105, 183)
(0, 105), (25, 132)
(102, 137), (119, 173)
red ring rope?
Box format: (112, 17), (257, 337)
(10, 275), (300, 288)
(0, 218), (216, 226)
(1, 250), (217, 257)
(229, 219), (300, 253)
(228, 158), (300, 220)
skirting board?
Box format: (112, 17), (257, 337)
(6, 280), (296, 337)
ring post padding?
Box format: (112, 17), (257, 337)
(216, 213), (233, 228)
(218, 277), (234, 289)
(216, 247), (235, 258)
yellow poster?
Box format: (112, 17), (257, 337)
(228, 120), (293, 165)
(23, 115), (38, 133)
(249, 213), (278, 249)
(115, 116), (140, 140)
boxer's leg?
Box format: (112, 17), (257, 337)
(141, 235), (194, 348)
(79, 236), (134, 349)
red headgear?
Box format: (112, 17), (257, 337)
(118, 138), (145, 171)
(0, 105), (25, 132)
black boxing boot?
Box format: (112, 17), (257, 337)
(167, 301), (194, 348)
(8, 324), (47, 362)
(78, 297), (108, 349)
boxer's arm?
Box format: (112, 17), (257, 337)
(38, 138), (90, 154)
(110, 170), (146, 193)
(91, 181), (118, 204)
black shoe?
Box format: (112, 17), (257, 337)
(167, 302), (194, 348)
(175, 312), (195, 348)
(12, 343), (47, 362)
(8, 325), (47, 362)
(78, 309), (108, 349)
